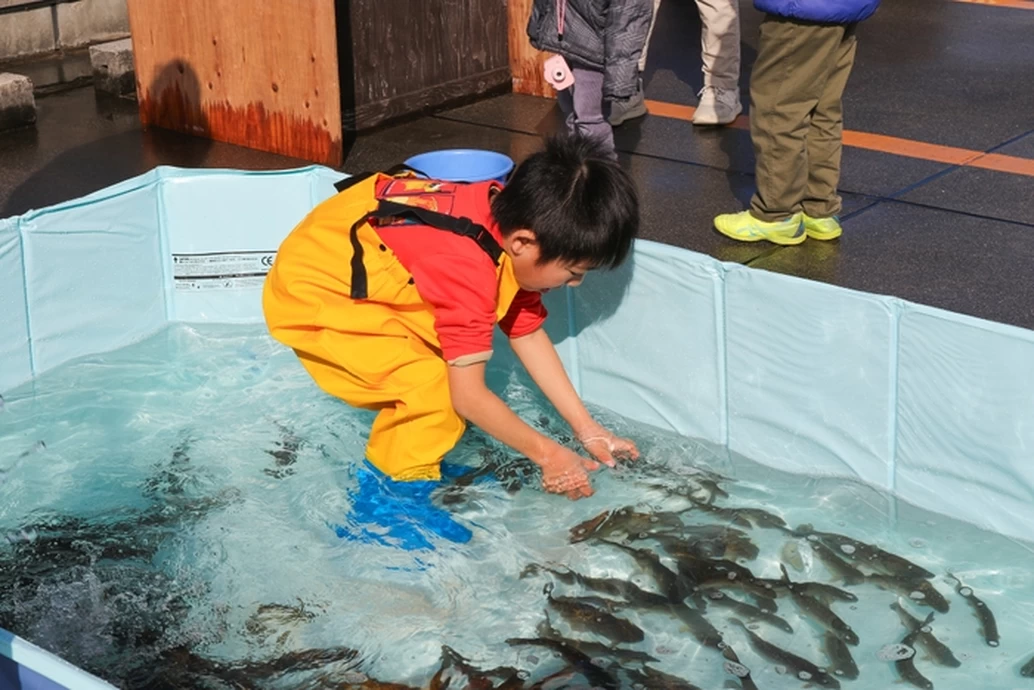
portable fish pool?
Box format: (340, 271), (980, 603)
(2, 165), (1034, 690)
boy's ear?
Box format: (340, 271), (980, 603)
(507, 229), (538, 256)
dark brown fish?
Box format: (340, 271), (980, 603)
(622, 665), (704, 690)
(673, 550), (760, 589)
(651, 526), (760, 562)
(596, 539), (688, 602)
(521, 563), (670, 609)
(537, 611), (659, 666)
(544, 582), (645, 644)
(758, 576), (859, 604)
(1021, 654), (1034, 677)
(721, 645), (759, 690)
(668, 602), (725, 650)
(780, 565), (859, 646)
(894, 628), (934, 690)
(823, 631), (860, 680)
(798, 526), (934, 579)
(730, 618), (841, 688)
(684, 499), (753, 529)
(947, 572), (999, 647)
(505, 636), (619, 690)
(891, 601), (961, 667)
(699, 590), (793, 633)
(569, 507), (683, 543)
(429, 645), (520, 690)
(866, 575), (950, 613)
(809, 538), (866, 585)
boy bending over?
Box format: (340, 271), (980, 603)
(262, 135), (640, 546)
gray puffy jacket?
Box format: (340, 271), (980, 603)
(527, 0), (654, 99)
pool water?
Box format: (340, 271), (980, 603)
(1, 324), (1033, 689)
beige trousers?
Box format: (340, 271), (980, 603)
(638, 0), (740, 90)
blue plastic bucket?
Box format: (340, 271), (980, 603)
(404, 149), (515, 184)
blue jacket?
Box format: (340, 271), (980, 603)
(754, 0), (881, 23)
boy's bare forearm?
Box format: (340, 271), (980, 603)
(508, 328), (596, 437)
(447, 362), (556, 464)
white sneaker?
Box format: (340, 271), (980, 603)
(693, 85), (742, 126)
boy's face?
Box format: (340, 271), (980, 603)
(505, 230), (592, 293)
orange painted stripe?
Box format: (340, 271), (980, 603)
(951, 0), (1034, 10)
(643, 99), (1034, 177)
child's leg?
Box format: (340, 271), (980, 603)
(638, 0), (663, 73)
(291, 329), (465, 482)
(748, 18), (851, 222)
(558, 65), (615, 157)
(801, 26), (859, 221)
(696, 0), (740, 90)
(363, 344), (466, 482)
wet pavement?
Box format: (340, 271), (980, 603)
(1, 0), (1032, 328)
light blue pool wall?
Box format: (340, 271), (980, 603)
(3, 165), (1033, 546)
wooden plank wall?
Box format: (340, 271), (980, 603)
(507, 0), (554, 98)
(344, 0), (511, 130)
(126, 0), (343, 166)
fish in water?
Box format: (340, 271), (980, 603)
(649, 528), (759, 563)
(622, 665), (704, 690)
(536, 611), (659, 665)
(946, 572), (999, 647)
(596, 539), (688, 602)
(505, 636), (619, 690)
(672, 549), (761, 589)
(809, 539), (866, 585)
(865, 574), (950, 614)
(521, 563), (670, 609)
(543, 582), (645, 644)
(668, 602), (725, 650)
(721, 645), (759, 690)
(428, 645), (521, 690)
(823, 631), (860, 680)
(779, 565), (859, 646)
(729, 618), (841, 689)
(569, 507), (684, 544)
(1021, 654), (1034, 678)
(756, 573), (859, 605)
(797, 525), (934, 579)
(891, 601), (961, 668)
(263, 422), (303, 478)
(893, 628), (934, 690)
(699, 590), (793, 634)
(782, 539), (806, 571)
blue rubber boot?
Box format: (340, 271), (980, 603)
(333, 461), (476, 551)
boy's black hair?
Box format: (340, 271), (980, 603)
(491, 133), (639, 269)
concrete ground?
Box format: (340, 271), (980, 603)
(2, 0), (1032, 328)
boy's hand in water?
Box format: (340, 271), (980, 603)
(576, 423), (640, 468)
(538, 443), (598, 499)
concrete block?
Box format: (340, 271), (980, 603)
(57, 0), (130, 49)
(0, 72), (36, 130)
(89, 37), (134, 96)
(0, 7), (56, 59)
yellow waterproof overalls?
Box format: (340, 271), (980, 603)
(262, 170), (523, 481)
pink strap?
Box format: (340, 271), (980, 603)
(557, 0), (566, 37)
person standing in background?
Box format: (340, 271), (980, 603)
(528, 0), (654, 159)
(714, 0), (881, 244)
(608, 0), (743, 127)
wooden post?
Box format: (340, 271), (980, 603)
(126, 0), (343, 167)
(507, 0), (554, 98)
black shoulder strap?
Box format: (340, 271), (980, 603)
(371, 200), (503, 264)
(347, 198), (503, 300)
